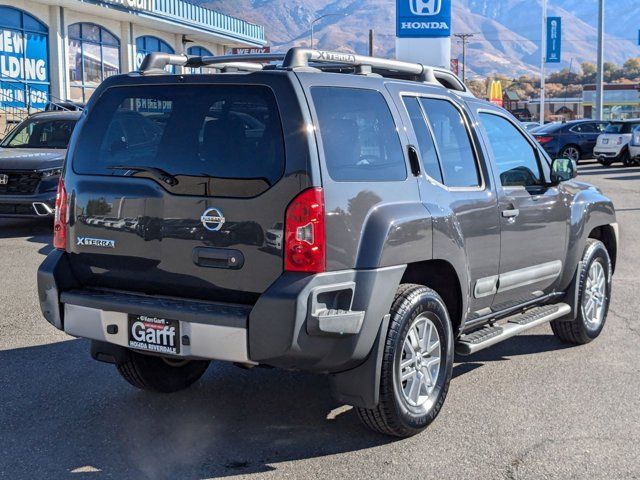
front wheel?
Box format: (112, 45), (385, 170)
(356, 284), (454, 437)
(621, 149), (632, 167)
(117, 351), (210, 393)
(551, 239), (612, 344)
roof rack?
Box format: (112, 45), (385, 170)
(138, 48), (468, 94)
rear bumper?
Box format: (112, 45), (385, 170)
(0, 191), (56, 217)
(38, 250), (405, 373)
(594, 147), (624, 159)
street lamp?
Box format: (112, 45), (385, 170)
(310, 13), (346, 49)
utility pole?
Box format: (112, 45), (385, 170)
(369, 29), (374, 56)
(453, 33), (474, 83)
(595, 0), (605, 120)
(540, 0), (547, 125)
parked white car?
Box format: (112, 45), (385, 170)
(594, 120), (640, 167)
(629, 126), (640, 164)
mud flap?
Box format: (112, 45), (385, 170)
(328, 314), (390, 409)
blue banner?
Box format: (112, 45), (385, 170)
(546, 16), (561, 63)
(396, 0), (451, 38)
(0, 28), (50, 108)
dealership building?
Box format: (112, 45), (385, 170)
(0, 0), (266, 116)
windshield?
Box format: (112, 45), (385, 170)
(604, 122), (640, 134)
(1, 118), (76, 149)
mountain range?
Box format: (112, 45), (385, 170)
(201, 0), (640, 78)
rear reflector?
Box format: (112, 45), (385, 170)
(284, 187), (325, 273)
(53, 178), (68, 250)
(535, 136), (553, 144)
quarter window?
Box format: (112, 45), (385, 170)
(403, 97), (443, 183)
(479, 113), (543, 188)
(311, 87), (407, 182)
(419, 98), (480, 188)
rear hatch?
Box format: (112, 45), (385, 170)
(65, 74), (313, 304)
(596, 122), (640, 150)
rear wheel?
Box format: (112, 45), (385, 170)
(356, 284), (454, 437)
(551, 239), (612, 344)
(560, 145), (581, 163)
(117, 351), (210, 393)
(621, 148), (632, 167)
(599, 158), (613, 167)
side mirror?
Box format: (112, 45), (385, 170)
(551, 158), (577, 184)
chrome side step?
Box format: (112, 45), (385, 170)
(456, 303), (571, 355)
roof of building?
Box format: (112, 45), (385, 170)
(504, 91), (520, 101)
(80, 0), (266, 46)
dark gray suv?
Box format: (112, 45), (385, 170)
(38, 48), (618, 437)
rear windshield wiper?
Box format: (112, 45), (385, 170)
(107, 165), (179, 186)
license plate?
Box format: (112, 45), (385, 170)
(602, 138), (609, 144)
(128, 314), (180, 355)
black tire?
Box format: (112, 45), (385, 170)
(117, 351), (210, 393)
(560, 144), (581, 164)
(621, 148), (632, 167)
(599, 157), (613, 167)
(356, 284), (454, 437)
(551, 239), (612, 345)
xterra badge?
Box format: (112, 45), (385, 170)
(77, 237), (115, 248)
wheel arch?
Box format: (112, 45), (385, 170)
(400, 259), (464, 336)
(588, 224), (617, 272)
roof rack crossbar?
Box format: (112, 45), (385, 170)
(282, 48), (438, 84)
(139, 52), (283, 74)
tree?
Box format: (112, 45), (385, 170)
(622, 58), (640, 80)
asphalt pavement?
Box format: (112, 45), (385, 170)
(0, 160), (639, 479)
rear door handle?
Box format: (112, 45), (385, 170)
(502, 208), (520, 218)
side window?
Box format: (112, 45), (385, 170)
(402, 97), (443, 183)
(580, 123), (598, 133)
(479, 113), (543, 188)
(419, 98), (480, 188)
(311, 87), (407, 182)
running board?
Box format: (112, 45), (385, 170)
(456, 303), (571, 355)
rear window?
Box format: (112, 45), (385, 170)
(311, 87), (407, 182)
(605, 122), (640, 134)
(73, 85), (285, 197)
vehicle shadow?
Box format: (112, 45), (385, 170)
(0, 218), (53, 255)
(0, 339), (393, 479)
(453, 333), (572, 379)
(0, 332), (574, 479)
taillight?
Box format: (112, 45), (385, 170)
(616, 136), (624, 145)
(53, 177), (68, 250)
(284, 187), (325, 273)
(535, 136), (554, 144)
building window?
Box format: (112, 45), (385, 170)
(186, 46), (213, 73)
(136, 36), (174, 72)
(68, 23), (120, 103)
(0, 6), (50, 110)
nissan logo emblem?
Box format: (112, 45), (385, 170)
(201, 207), (226, 232)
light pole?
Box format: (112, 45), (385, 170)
(539, 0), (547, 125)
(310, 13), (346, 49)
(595, 0), (605, 120)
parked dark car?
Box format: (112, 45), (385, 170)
(0, 111), (81, 218)
(532, 119), (609, 162)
